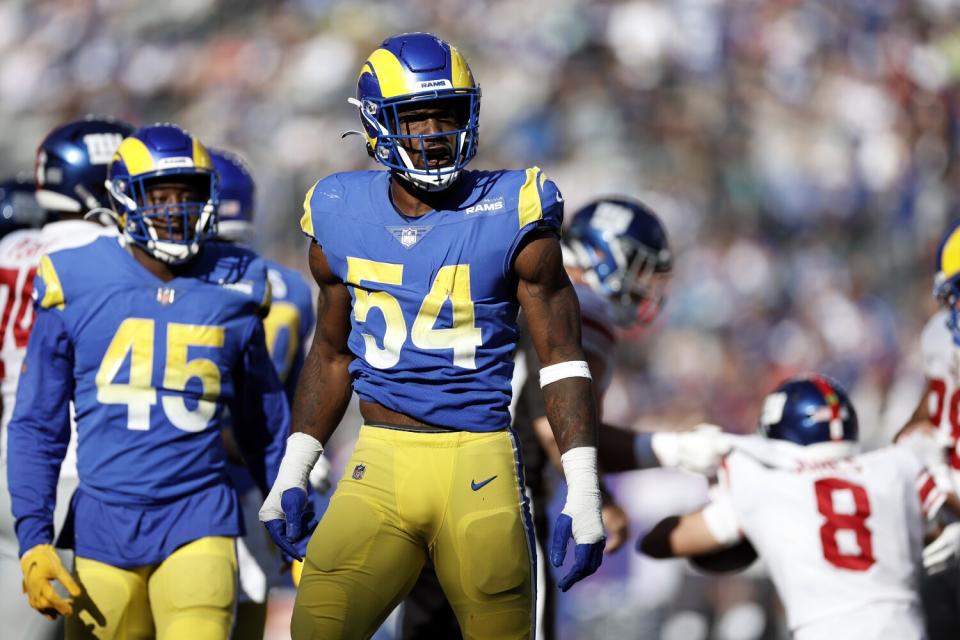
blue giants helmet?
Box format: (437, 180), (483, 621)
(352, 32), (480, 192)
(209, 148), (254, 243)
(759, 375), (859, 450)
(564, 197), (672, 327)
(107, 124), (218, 265)
(0, 176), (46, 237)
(934, 222), (960, 345)
(35, 116), (135, 215)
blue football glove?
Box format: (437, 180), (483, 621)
(551, 447), (606, 592)
(259, 433), (325, 562)
(550, 513), (605, 592)
(262, 487), (317, 561)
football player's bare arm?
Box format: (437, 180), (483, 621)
(531, 349), (607, 467)
(640, 512), (728, 559)
(291, 243), (354, 445)
(529, 352), (628, 553)
(515, 233), (597, 453)
(516, 231), (606, 589)
(260, 243), (352, 560)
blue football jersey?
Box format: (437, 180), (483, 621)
(264, 261), (315, 401)
(301, 167), (563, 432)
(7, 237), (290, 562)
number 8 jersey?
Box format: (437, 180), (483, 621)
(301, 167), (563, 432)
(704, 437), (943, 640)
(7, 236), (290, 563)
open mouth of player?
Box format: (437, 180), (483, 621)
(423, 146), (453, 170)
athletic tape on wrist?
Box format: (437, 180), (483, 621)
(277, 432), (324, 488)
(559, 446), (604, 542)
(540, 360), (592, 388)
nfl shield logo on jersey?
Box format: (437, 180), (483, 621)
(352, 464), (366, 480)
(156, 287), (176, 305)
(387, 226), (433, 249)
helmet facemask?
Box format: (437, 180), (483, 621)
(570, 235), (670, 328)
(110, 172), (218, 265)
(353, 91), (480, 192)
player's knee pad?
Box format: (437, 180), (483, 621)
(307, 496), (382, 573)
(458, 509), (530, 596)
(69, 558), (151, 640)
(151, 537), (236, 618)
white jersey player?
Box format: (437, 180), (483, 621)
(0, 117), (132, 640)
(640, 374), (951, 640)
(901, 222), (960, 640)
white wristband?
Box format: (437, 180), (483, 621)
(560, 446), (604, 543)
(540, 360), (592, 388)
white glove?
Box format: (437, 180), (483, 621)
(309, 456), (332, 494)
(651, 424), (732, 475)
(923, 522), (960, 573)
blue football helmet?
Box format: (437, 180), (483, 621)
(351, 32), (480, 192)
(934, 222), (960, 345)
(759, 375), (859, 448)
(107, 124), (218, 265)
(209, 148), (254, 243)
(35, 116), (135, 215)
(564, 197), (672, 327)
(0, 176), (46, 238)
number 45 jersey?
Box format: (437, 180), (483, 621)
(705, 437), (944, 640)
(301, 167), (563, 432)
(7, 236), (289, 563)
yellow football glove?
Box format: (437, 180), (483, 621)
(291, 559), (304, 588)
(20, 544), (81, 619)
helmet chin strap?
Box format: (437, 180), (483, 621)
(134, 202), (213, 265)
(393, 144), (460, 192)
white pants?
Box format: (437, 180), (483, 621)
(795, 602), (926, 640)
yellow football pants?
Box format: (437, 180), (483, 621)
(292, 426), (536, 640)
(67, 536), (237, 640)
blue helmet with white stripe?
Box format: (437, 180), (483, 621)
(35, 116), (134, 216)
(759, 375), (858, 447)
(565, 197), (672, 327)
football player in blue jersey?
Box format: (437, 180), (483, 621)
(259, 32), (606, 639)
(210, 147), (317, 640)
(7, 123), (290, 640)
(0, 116), (134, 640)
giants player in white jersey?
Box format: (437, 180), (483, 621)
(0, 117), (133, 640)
(900, 222), (960, 639)
(641, 375), (951, 640)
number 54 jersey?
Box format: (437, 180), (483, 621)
(706, 437), (943, 640)
(301, 167), (563, 432)
(7, 236), (289, 563)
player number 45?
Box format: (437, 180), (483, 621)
(347, 257), (482, 369)
(95, 318), (225, 432)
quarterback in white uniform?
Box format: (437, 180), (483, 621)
(0, 117), (132, 640)
(641, 375), (950, 640)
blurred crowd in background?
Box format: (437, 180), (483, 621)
(3, 0), (960, 638)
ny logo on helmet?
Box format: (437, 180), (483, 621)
(83, 133), (125, 165)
